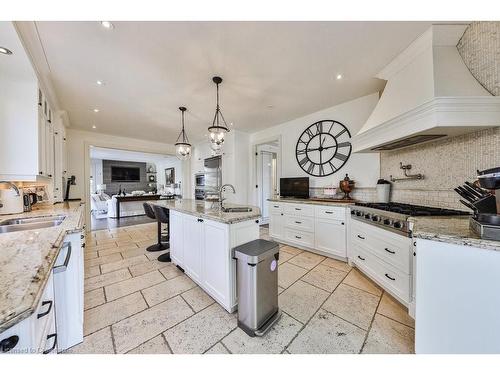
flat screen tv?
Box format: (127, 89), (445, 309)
(280, 177), (309, 199)
(111, 166), (140, 182)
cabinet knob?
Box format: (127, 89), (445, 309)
(0, 335), (19, 353)
(341, 222), (345, 225)
(48, 174), (52, 177)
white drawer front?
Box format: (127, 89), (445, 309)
(33, 272), (55, 349)
(352, 243), (410, 304)
(284, 228), (314, 248)
(284, 216), (314, 232)
(284, 204), (314, 217)
(269, 202), (284, 213)
(351, 219), (410, 273)
(314, 206), (346, 221)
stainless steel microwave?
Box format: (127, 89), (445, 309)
(195, 173), (205, 188)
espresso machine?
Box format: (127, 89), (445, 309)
(468, 167), (500, 240)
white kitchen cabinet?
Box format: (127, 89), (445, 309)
(53, 231), (84, 352)
(269, 211), (284, 240)
(314, 217), (346, 258)
(0, 273), (55, 354)
(269, 201), (348, 260)
(350, 219), (411, 306)
(202, 219), (230, 307)
(170, 210), (184, 266)
(0, 84), (63, 183)
(53, 123), (66, 202)
(169, 210), (259, 312)
(182, 214), (203, 284)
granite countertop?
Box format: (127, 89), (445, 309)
(152, 199), (261, 224)
(0, 201), (85, 334)
(409, 216), (500, 252)
(267, 196), (354, 207)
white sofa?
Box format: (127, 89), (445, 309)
(90, 193), (111, 219)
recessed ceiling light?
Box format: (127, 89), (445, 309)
(96, 80), (105, 86)
(100, 21), (114, 29)
(93, 108), (100, 113)
(336, 74), (343, 80)
(0, 47), (13, 55)
(92, 125), (96, 129)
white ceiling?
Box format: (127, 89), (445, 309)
(0, 22), (35, 80)
(90, 146), (174, 163)
(34, 21), (436, 143)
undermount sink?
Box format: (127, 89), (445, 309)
(0, 215), (66, 226)
(221, 207), (253, 213)
(0, 215), (66, 233)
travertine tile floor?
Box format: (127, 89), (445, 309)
(66, 223), (414, 354)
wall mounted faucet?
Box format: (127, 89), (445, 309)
(390, 162), (424, 182)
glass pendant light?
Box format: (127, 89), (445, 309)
(175, 106), (192, 160)
(208, 76), (230, 150)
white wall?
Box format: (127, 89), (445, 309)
(249, 93), (380, 203)
(90, 158), (103, 193)
(156, 157), (183, 193)
(66, 128), (191, 200)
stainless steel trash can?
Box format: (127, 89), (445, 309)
(233, 239), (282, 337)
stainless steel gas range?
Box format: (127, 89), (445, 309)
(350, 202), (469, 237)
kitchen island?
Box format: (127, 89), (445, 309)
(151, 199), (261, 312)
(410, 215), (500, 353)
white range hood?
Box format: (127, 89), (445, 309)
(353, 24), (500, 153)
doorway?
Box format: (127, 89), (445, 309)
(255, 140), (280, 225)
(87, 146), (181, 231)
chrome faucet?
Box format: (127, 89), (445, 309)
(0, 181), (21, 208)
(218, 184), (236, 209)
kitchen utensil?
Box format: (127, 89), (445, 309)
(459, 199), (476, 212)
(462, 184), (484, 199)
(454, 187), (476, 203)
(464, 181), (489, 196)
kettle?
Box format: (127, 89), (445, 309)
(0, 189), (24, 214)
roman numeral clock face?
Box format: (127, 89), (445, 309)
(295, 120), (352, 177)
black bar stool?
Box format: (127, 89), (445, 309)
(152, 205), (171, 263)
(142, 203), (167, 252)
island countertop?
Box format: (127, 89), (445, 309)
(267, 196), (354, 207)
(151, 199), (261, 224)
(409, 216), (500, 252)
(0, 201), (85, 334)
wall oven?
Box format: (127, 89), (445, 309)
(195, 188), (205, 200)
(195, 173), (205, 188)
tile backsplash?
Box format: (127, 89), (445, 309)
(380, 127), (500, 210)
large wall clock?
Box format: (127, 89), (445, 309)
(295, 120), (352, 177)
